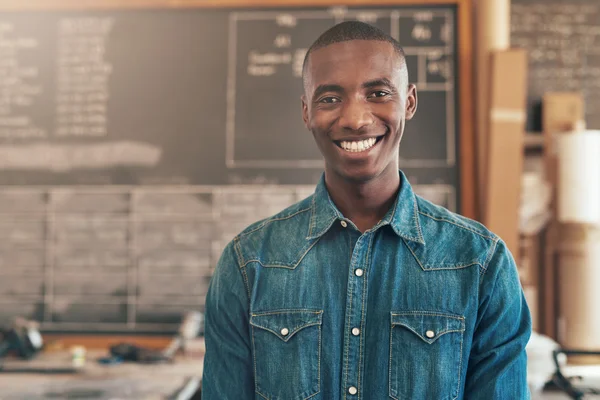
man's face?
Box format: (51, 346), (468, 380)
(302, 40), (417, 183)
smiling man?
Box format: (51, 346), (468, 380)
(202, 21), (531, 399)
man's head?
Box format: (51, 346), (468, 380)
(301, 21), (417, 184)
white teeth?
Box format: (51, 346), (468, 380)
(339, 137), (378, 152)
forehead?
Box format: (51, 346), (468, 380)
(306, 40), (402, 88)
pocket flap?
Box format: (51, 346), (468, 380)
(250, 309), (323, 342)
(391, 311), (465, 344)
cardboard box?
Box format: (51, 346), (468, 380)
(485, 49), (528, 260)
(519, 231), (542, 287)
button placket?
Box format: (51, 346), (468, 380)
(341, 232), (372, 399)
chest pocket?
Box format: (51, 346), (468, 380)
(250, 309), (323, 400)
(389, 311), (465, 400)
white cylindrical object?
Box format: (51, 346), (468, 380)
(557, 225), (600, 351)
(557, 131), (600, 224)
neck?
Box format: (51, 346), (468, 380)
(325, 167), (400, 232)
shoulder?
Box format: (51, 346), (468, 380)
(412, 196), (503, 274)
(416, 195), (498, 241)
(230, 195), (314, 268)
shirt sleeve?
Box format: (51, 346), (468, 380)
(202, 240), (254, 399)
(464, 239), (532, 399)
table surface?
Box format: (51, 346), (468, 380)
(1, 349), (599, 400)
(0, 349), (204, 400)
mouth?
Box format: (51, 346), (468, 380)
(333, 133), (386, 153)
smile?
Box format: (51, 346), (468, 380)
(334, 135), (384, 153)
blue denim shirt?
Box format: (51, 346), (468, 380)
(202, 172), (531, 400)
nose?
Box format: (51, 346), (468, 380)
(338, 98), (374, 131)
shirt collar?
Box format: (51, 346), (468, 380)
(306, 171), (425, 245)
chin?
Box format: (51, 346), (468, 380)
(336, 164), (382, 183)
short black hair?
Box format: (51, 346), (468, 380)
(302, 21), (407, 88)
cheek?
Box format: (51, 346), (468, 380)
(310, 109), (337, 132)
(373, 101), (402, 121)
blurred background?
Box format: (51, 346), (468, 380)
(0, 0), (597, 399)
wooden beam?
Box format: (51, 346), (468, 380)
(0, 0), (467, 11)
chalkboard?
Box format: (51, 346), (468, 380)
(0, 2), (472, 333)
(511, 0), (600, 131)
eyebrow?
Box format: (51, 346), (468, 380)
(362, 78), (395, 90)
(312, 78), (396, 101)
(312, 84), (344, 101)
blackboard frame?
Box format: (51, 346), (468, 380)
(0, 0), (475, 220)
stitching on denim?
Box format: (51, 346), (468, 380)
(385, 196), (423, 243)
(418, 211), (497, 240)
(239, 238), (320, 269)
(305, 391), (321, 400)
(231, 238), (252, 301)
(343, 231), (355, 400)
(301, 315), (322, 400)
(233, 237), (245, 269)
(252, 309), (323, 316)
(307, 194), (317, 238)
(391, 311), (465, 320)
(403, 238), (426, 271)
(420, 261), (483, 271)
(481, 238), (500, 276)
(252, 313), (323, 400)
(309, 217), (337, 240)
(294, 238), (320, 268)
(357, 233), (374, 400)
(237, 206), (312, 239)
(240, 267), (251, 302)
(389, 314), (398, 400)
(344, 234), (365, 400)
(454, 327), (464, 400)
(343, 251), (356, 400)
(256, 389), (269, 400)
(391, 323), (464, 343)
(412, 196), (426, 243)
(403, 238), (483, 272)
(251, 325), (263, 399)
(390, 311), (465, 399)
(250, 321), (321, 342)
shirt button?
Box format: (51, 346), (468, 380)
(348, 386), (358, 395)
(352, 328), (360, 336)
(280, 328), (289, 336)
(355, 269), (364, 277)
(340, 220), (347, 228)
(426, 330), (435, 338)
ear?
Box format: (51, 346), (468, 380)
(301, 95), (310, 129)
(405, 84), (418, 120)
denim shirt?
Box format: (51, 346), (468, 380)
(202, 172), (532, 400)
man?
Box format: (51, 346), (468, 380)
(202, 21), (531, 399)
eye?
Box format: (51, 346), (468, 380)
(318, 96), (340, 104)
(368, 90), (390, 98)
